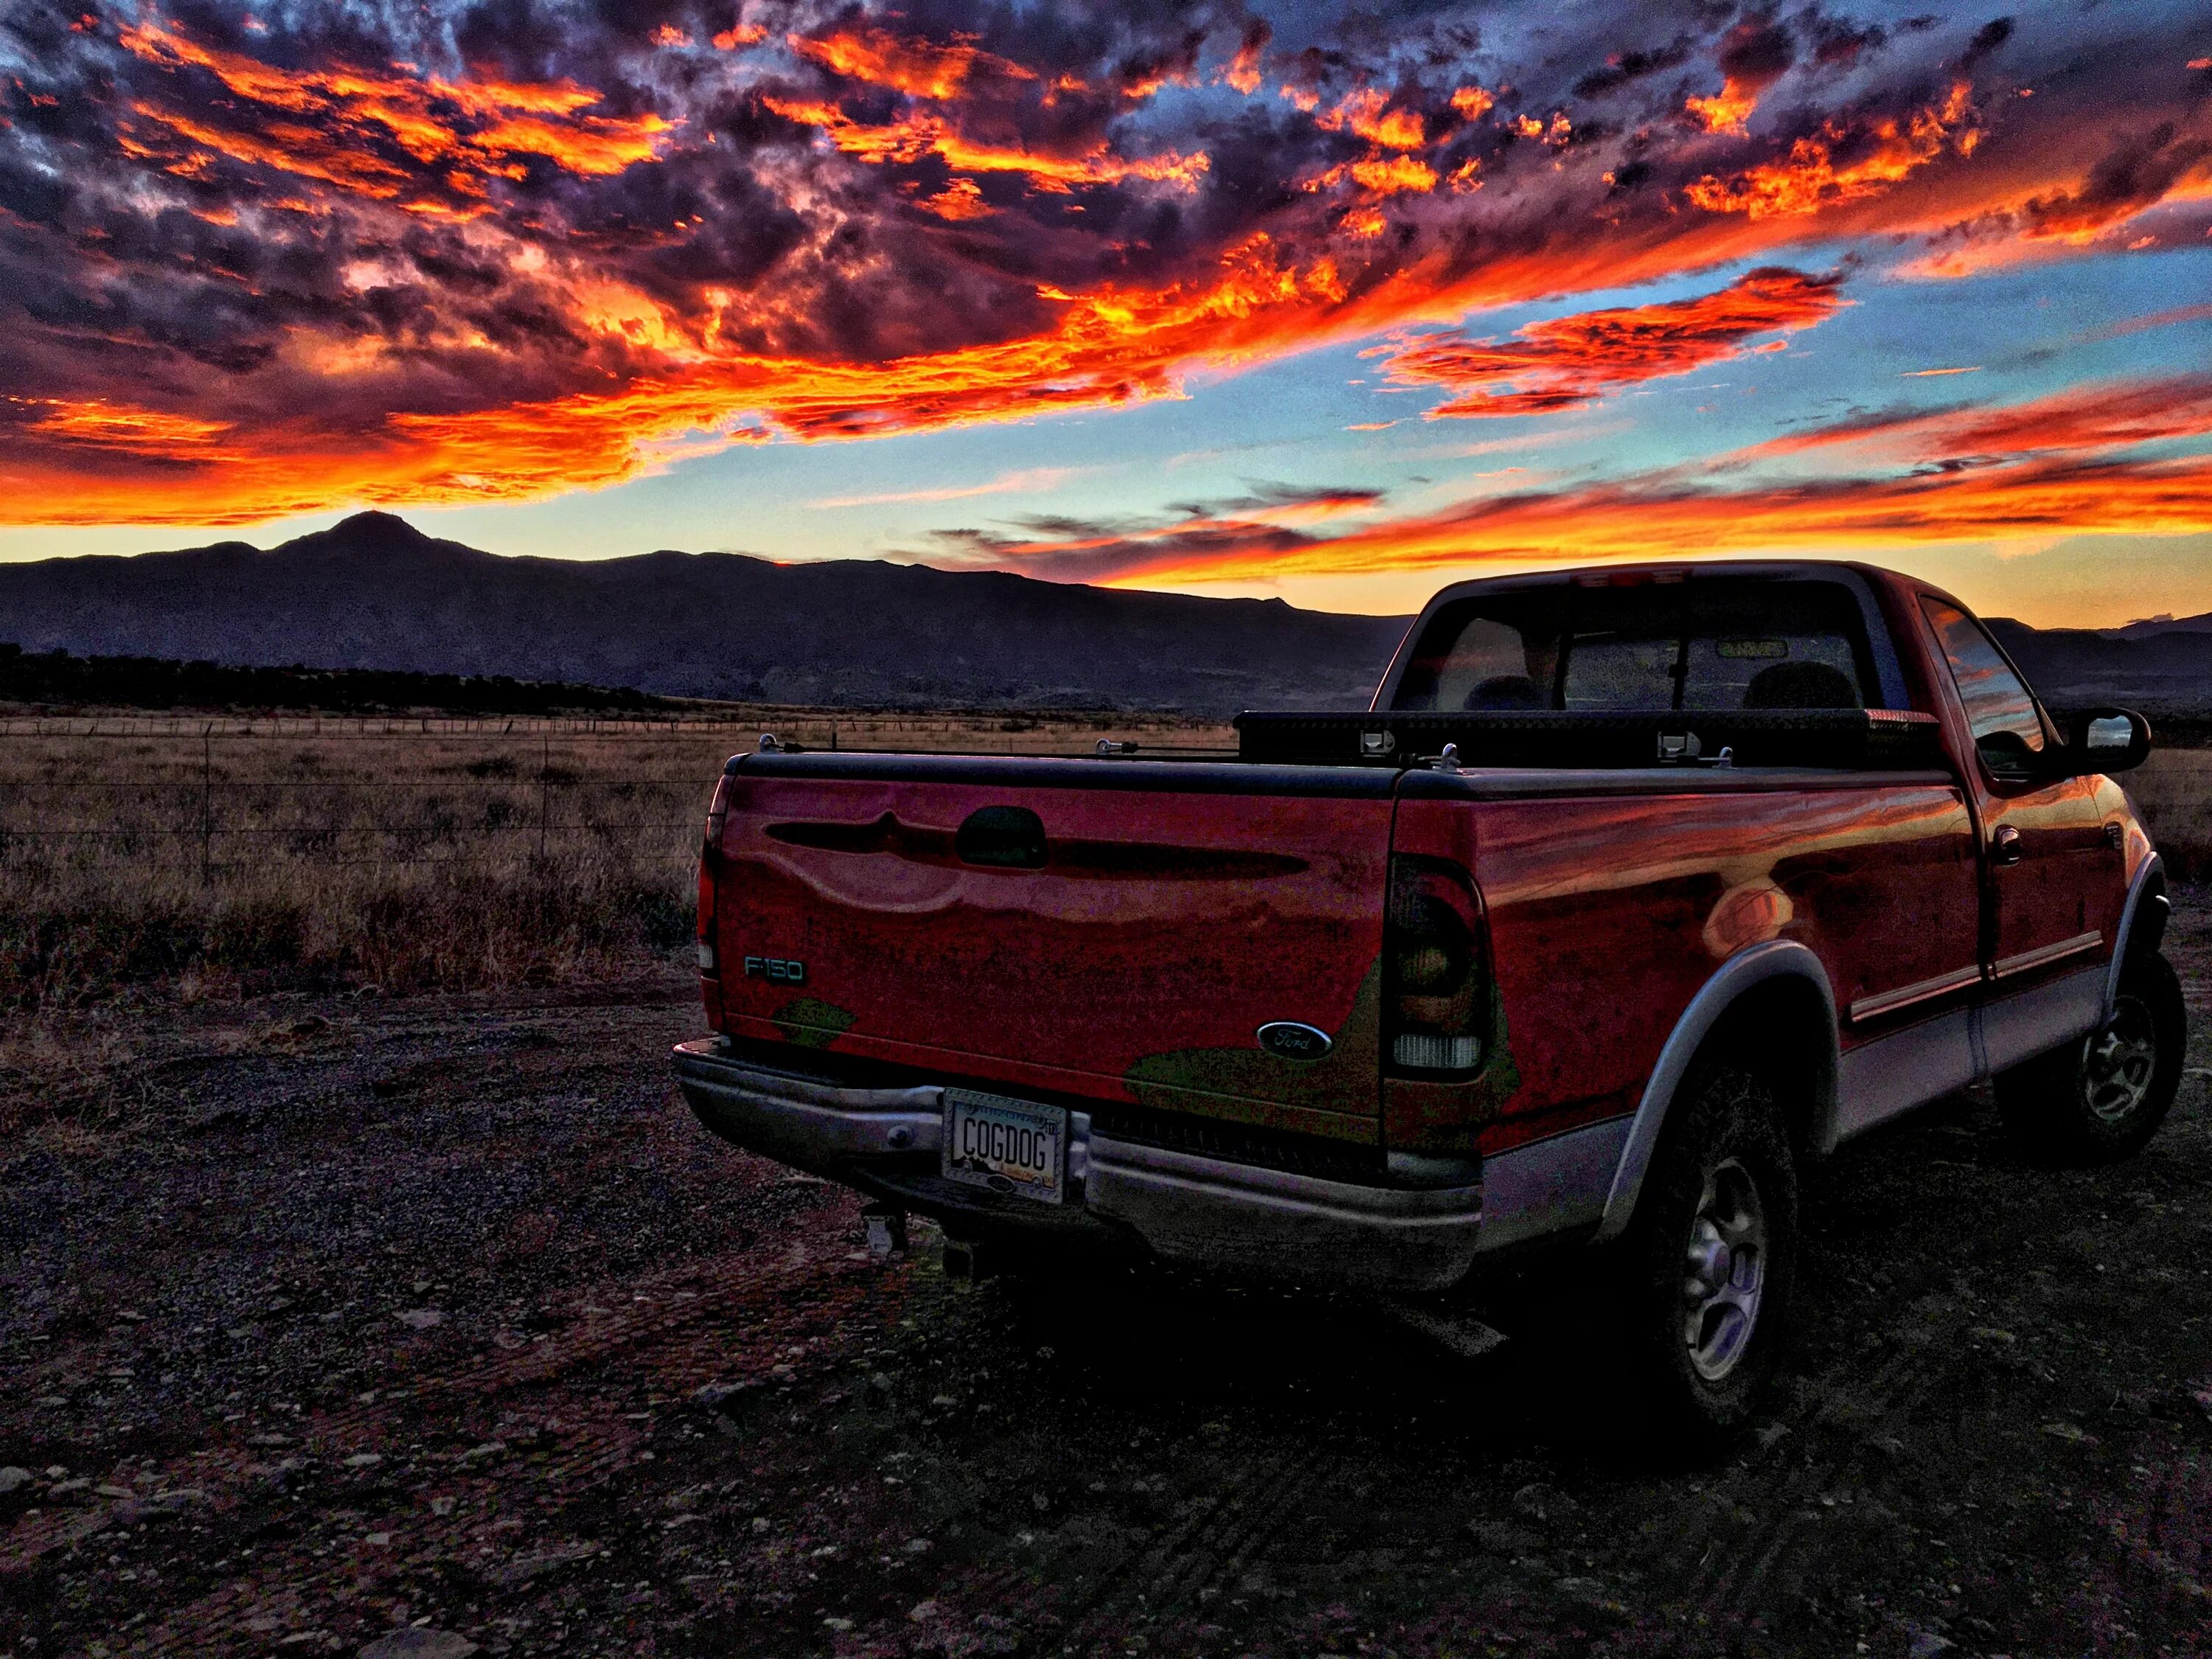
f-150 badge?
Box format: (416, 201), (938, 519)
(742, 956), (806, 984)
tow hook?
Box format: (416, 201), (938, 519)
(860, 1203), (908, 1260)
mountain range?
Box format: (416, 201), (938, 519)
(1988, 616), (2212, 714)
(1, 511), (2205, 715)
(0, 513), (1408, 714)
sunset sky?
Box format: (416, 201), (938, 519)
(1, 1), (2208, 625)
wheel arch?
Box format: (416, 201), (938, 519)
(1591, 940), (1840, 1245)
(2106, 851), (2169, 1021)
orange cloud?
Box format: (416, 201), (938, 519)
(1745, 375), (2212, 463)
(763, 96), (1208, 192)
(1224, 37), (1267, 96)
(20, 399), (243, 456)
(1382, 268), (1847, 419)
(1349, 154), (1439, 195)
(1686, 82), (1978, 219)
(1321, 87), (1427, 150)
(1685, 80), (1759, 136)
(789, 27), (1034, 100)
(116, 15), (673, 198)
(922, 178), (995, 220)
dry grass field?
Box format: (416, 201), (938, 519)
(2124, 742), (2212, 878)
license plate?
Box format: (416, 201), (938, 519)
(941, 1089), (1066, 1204)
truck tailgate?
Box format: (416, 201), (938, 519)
(713, 756), (1394, 1140)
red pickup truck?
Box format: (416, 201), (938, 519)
(675, 560), (2183, 1433)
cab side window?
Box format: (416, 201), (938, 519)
(1921, 597), (2046, 781)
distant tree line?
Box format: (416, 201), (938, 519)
(0, 643), (678, 714)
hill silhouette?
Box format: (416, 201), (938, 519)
(0, 512), (1410, 714)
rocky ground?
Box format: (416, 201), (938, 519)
(2, 900), (2210, 1659)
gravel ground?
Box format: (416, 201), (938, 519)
(2, 896), (2209, 1659)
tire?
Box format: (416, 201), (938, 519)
(1997, 950), (2186, 1167)
(1613, 1062), (1798, 1444)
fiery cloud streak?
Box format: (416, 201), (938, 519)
(918, 375), (2212, 585)
(1381, 268), (1847, 418)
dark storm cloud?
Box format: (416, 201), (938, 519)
(0, 0), (2205, 522)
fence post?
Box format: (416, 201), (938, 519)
(201, 723), (214, 887)
(539, 726), (549, 860)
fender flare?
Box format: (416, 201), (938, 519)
(2105, 851), (2168, 1021)
(1590, 939), (1839, 1245)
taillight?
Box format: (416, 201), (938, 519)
(696, 859), (717, 974)
(1386, 854), (1489, 1074)
(703, 772), (731, 850)
(698, 775), (731, 975)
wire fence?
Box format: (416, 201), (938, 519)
(0, 724), (723, 888)
(0, 711), (1242, 886)
(0, 709), (1180, 1003)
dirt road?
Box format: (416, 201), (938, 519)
(4, 900), (2210, 1658)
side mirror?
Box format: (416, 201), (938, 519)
(1975, 728), (2040, 782)
(2056, 706), (2152, 776)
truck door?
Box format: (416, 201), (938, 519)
(1917, 596), (2119, 1067)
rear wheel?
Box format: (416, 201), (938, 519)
(1613, 1063), (1798, 1444)
(1997, 952), (2185, 1166)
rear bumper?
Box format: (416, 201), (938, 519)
(672, 1040), (943, 1176)
(672, 1039), (1483, 1293)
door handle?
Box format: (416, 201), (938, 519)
(1990, 824), (2023, 867)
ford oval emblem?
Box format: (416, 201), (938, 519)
(1257, 1021), (1332, 1062)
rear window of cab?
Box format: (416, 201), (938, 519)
(1390, 578), (1880, 714)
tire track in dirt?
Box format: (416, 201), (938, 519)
(112, 1264), (890, 1653)
(1046, 1444), (1346, 1656)
(1657, 1331), (1952, 1617)
(5, 1205), (917, 1657)
(4, 1234), (844, 1572)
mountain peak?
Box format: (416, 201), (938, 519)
(330, 509), (428, 541)
(279, 510), (472, 560)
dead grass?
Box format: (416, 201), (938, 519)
(2124, 746), (2212, 880)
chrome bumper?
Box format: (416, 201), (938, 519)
(1083, 1135), (1484, 1292)
(672, 1039), (1482, 1293)
(672, 1040), (946, 1178)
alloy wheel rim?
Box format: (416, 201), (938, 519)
(1681, 1156), (1766, 1382)
(2082, 995), (2158, 1124)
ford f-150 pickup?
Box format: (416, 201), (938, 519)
(673, 560), (2184, 1433)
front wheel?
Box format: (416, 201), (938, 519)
(1997, 951), (2186, 1166)
(1613, 1063), (1798, 1444)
